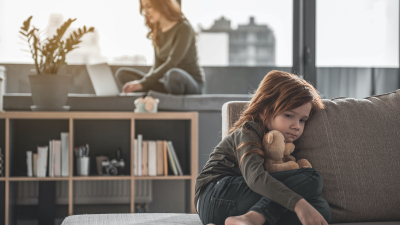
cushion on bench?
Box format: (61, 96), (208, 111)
(147, 90), (251, 111)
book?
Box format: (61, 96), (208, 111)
(61, 132), (69, 177)
(134, 139), (138, 176)
(26, 151), (32, 177)
(168, 141), (183, 176)
(166, 141), (178, 176)
(156, 140), (164, 176)
(138, 134), (143, 176)
(37, 146), (48, 177)
(148, 141), (157, 176)
(49, 140), (53, 177)
(163, 141), (168, 176)
(53, 140), (61, 177)
(142, 141), (148, 176)
(33, 153), (38, 177)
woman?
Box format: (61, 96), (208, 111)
(115, 0), (205, 95)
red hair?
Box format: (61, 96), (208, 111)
(139, 0), (185, 49)
(231, 70), (325, 167)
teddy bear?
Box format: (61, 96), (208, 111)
(134, 96), (159, 113)
(262, 130), (312, 173)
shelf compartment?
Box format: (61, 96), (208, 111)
(72, 176), (131, 180)
(0, 119), (4, 178)
(134, 175), (191, 180)
(9, 119), (69, 177)
(73, 180), (131, 214)
(8, 180), (69, 225)
(73, 119), (131, 177)
(0, 181), (4, 225)
(8, 177), (69, 181)
(135, 120), (191, 176)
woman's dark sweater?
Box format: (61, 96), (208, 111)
(138, 19), (205, 90)
(194, 121), (303, 213)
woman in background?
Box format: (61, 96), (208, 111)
(116, 0), (205, 95)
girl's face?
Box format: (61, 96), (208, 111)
(266, 102), (312, 143)
(141, 0), (162, 24)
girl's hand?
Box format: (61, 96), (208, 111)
(122, 81), (143, 93)
(294, 199), (328, 225)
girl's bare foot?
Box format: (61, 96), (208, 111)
(225, 211), (266, 225)
(225, 215), (254, 225)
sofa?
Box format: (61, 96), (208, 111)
(62, 89), (400, 224)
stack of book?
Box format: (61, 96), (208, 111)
(134, 134), (183, 176)
(26, 132), (70, 177)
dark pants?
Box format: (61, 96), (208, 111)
(197, 168), (331, 225)
(115, 67), (204, 94)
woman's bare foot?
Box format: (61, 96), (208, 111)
(225, 211), (266, 225)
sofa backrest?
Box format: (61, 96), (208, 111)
(221, 89), (400, 223)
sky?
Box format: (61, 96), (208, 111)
(0, 0), (398, 67)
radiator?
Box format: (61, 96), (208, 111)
(16, 180), (152, 205)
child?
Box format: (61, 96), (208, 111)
(195, 70), (331, 225)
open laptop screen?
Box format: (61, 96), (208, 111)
(86, 63), (121, 96)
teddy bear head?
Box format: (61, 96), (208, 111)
(262, 130), (295, 160)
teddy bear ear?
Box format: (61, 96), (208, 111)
(266, 132), (274, 144)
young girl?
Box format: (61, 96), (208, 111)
(195, 70), (331, 225)
(116, 0), (205, 95)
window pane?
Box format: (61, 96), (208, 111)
(182, 0), (293, 66)
(316, 0), (399, 67)
(0, 0), (153, 65)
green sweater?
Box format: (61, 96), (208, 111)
(194, 121), (303, 213)
(139, 20), (205, 90)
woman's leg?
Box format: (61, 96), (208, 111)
(198, 168), (328, 225)
(115, 67), (146, 89)
(114, 67), (167, 93)
(163, 68), (203, 94)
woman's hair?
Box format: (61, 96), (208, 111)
(139, 0), (185, 49)
(230, 70), (325, 167)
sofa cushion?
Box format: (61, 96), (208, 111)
(61, 213), (202, 225)
(221, 89), (400, 223)
(147, 90), (251, 111)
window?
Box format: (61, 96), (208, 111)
(316, 0), (399, 67)
(0, 0), (154, 65)
(182, 0), (292, 66)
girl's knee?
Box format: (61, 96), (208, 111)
(300, 168), (323, 197)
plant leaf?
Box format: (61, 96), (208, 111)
(21, 16), (33, 32)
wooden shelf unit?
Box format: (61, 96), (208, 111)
(0, 111), (199, 225)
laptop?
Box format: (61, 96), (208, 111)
(86, 63), (121, 96)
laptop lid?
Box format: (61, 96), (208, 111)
(86, 63), (121, 96)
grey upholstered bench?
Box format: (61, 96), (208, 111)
(61, 213), (202, 225)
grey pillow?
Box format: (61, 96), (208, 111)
(294, 90), (400, 223)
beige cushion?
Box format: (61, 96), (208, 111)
(221, 90), (400, 223)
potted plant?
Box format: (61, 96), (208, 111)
(19, 16), (94, 111)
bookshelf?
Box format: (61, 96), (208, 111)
(0, 111), (198, 225)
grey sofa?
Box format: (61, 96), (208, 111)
(62, 89), (400, 224)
